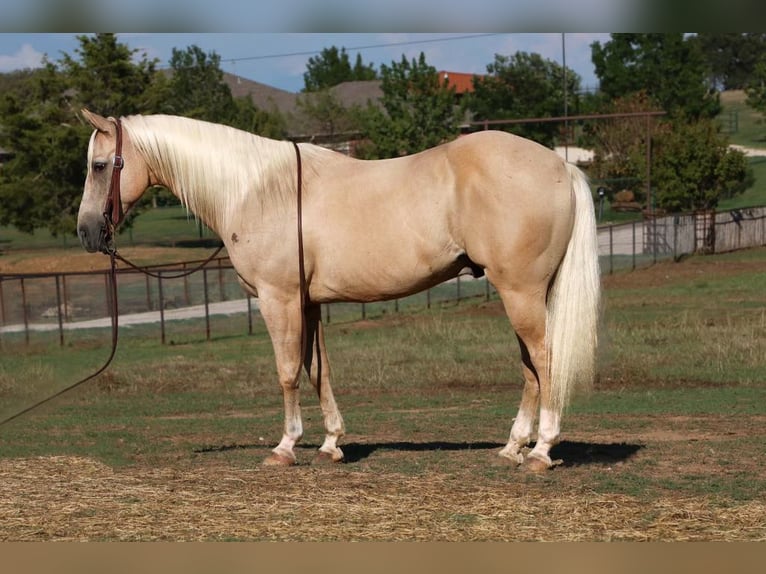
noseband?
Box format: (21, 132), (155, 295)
(100, 117), (124, 253)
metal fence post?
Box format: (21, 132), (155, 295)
(247, 295), (253, 335)
(0, 277), (5, 326)
(183, 263), (190, 305)
(55, 275), (64, 347)
(158, 271), (166, 345)
(145, 274), (152, 310)
(218, 258), (225, 301)
(632, 221), (637, 271)
(203, 268), (211, 341)
(62, 275), (70, 322)
(21, 277), (29, 346)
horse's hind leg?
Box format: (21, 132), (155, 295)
(497, 333), (540, 464)
(304, 304), (345, 463)
(495, 286), (560, 471)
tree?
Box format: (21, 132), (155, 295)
(591, 34), (720, 120)
(157, 45), (237, 123)
(652, 119), (750, 212)
(587, 92), (660, 202)
(0, 34), (158, 236)
(230, 95), (286, 140)
(745, 58), (766, 116)
(465, 52), (581, 147)
(303, 46), (376, 92)
(295, 89), (362, 136)
(693, 33), (766, 91)
(59, 32), (159, 116)
(357, 52), (459, 159)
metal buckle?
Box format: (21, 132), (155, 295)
(113, 155), (124, 170)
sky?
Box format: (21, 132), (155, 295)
(0, 33), (611, 93)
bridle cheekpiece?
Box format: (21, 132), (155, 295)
(100, 117), (124, 254)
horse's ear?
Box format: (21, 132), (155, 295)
(81, 109), (113, 133)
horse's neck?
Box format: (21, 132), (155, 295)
(142, 118), (295, 234)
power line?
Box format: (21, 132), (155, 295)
(220, 34), (505, 65)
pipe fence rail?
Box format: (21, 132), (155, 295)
(2, 205), (765, 348)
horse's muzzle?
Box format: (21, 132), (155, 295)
(77, 218), (111, 254)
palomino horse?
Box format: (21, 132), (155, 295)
(77, 110), (600, 472)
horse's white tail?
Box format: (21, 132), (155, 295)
(546, 163), (601, 412)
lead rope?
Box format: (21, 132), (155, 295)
(293, 141), (309, 383)
(0, 115), (220, 428)
(1, 141), (306, 428)
(0, 252), (120, 427)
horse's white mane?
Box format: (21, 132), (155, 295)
(122, 114), (298, 229)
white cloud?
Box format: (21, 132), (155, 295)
(0, 44), (45, 72)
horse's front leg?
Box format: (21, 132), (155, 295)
(304, 304), (345, 463)
(258, 295), (306, 466)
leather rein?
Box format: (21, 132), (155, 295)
(0, 118), (307, 426)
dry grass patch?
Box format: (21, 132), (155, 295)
(1, 456), (764, 542)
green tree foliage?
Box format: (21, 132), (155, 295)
(745, 59), (766, 116)
(230, 96), (286, 140)
(588, 92), (657, 201)
(652, 119), (750, 211)
(0, 34), (158, 236)
(155, 45), (285, 137)
(0, 37), (288, 233)
(357, 52), (459, 159)
(156, 45), (238, 123)
(592, 33), (720, 120)
(589, 34), (750, 212)
(295, 89), (362, 136)
(59, 33), (159, 117)
(465, 52), (581, 147)
(303, 46), (376, 92)
(693, 33), (766, 91)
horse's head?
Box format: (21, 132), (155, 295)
(77, 109), (150, 253)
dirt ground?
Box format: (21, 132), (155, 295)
(1, 413), (765, 541)
(0, 246), (217, 274)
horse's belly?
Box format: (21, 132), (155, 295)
(310, 250), (468, 304)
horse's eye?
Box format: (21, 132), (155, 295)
(93, 161), (107, 172)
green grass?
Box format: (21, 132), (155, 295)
(1, 249), (766, 502)
(719, 90), (766, 149)
(719, 156), (766, 209)
(0, 205), (212, 253)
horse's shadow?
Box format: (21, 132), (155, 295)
(196, 440), (643, 467)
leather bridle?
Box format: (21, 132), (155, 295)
(99, 118), (125, 255)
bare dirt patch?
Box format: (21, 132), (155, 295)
(0, 246), (221, 274)
(601, 252), (764, 290)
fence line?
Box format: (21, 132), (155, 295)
(0, 258), (493, 347)
(2, 205), (765, 347)
(597, 205), (766, 274)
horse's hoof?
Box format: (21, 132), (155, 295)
(312, 449), (344, 465)
(497, 450), (524, 466)
(262, 452), (296, 466)
(522, 454), (561, 473)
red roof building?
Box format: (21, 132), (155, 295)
(437, 71), (481, 94)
